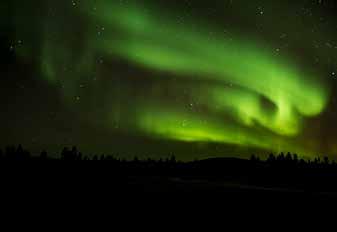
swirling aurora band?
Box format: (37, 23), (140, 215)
(15, 1), (331, 157)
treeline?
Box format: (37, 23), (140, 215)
(0, 145), (335, 165)
(2, 145), (337, 191)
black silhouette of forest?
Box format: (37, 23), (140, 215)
(2, 144), (337, 197)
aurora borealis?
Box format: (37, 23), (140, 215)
(2, 0), (337, 159)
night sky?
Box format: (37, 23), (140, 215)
(2, 0), (337, 160)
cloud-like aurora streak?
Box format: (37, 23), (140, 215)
(32, 1), (329, 156)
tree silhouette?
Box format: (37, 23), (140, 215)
(267, 153), (276, 164)
(61, 147), (69, 160)
(324, 156), (330, 165)
(78, 152), (83, 161)
(293, 154), (298, 164)
(170, 155), (176, 164)
(277, 152), (285, 162)
(286, 152), (292, 162)
(40, 150), (48, 160)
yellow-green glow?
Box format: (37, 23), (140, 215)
(85, 2), (327, 135)
(27, 0), (330, 157)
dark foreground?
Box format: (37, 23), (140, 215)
(2, 145), (337, 203)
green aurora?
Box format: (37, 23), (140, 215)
(10, 0), (336, 158)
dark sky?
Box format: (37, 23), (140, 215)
(1, 0), (337, 160)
